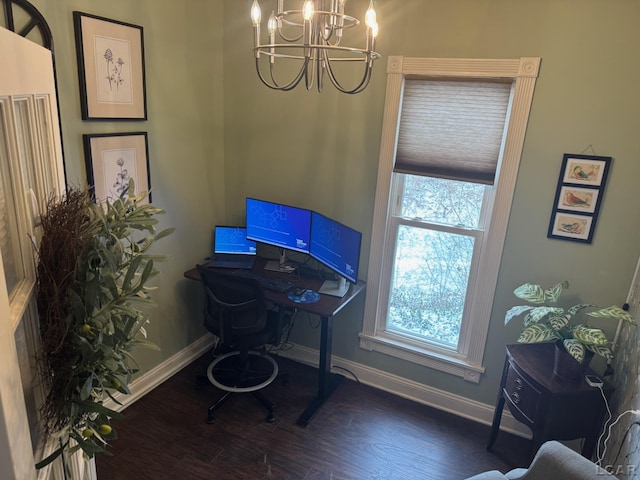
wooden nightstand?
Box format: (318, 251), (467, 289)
(487, 343), (614, 459)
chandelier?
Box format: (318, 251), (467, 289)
(250, 0), (380, 94)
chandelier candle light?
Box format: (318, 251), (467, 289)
(250, 0), (380, 93)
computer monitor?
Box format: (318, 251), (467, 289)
(246, 197), (311, 264)
(310, 211), (362, 297)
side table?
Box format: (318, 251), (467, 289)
(487, 343), (614, 459)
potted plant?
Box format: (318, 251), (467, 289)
(35, 180), (173, 472)
(504, 281), (636, 379)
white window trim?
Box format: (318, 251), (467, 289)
(359, 56), (540, 383)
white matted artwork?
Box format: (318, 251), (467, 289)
(557, 186), (600, 213)
(93, 34), (134, 105)
(83, 132), (150, 203)
(74, 11), (147, 120)
(549, 212), (593, 242)
(562, 156), (608, 186)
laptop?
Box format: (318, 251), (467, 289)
(206, 226), (257, 269)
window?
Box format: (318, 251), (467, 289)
(359, 57), (540, 382)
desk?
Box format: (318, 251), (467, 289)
(487, 343), (613, 460)
(184, 256), (366, 426)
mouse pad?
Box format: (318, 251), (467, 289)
(287, 289), (320, 304)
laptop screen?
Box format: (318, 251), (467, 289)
(214, 226), (257, 255)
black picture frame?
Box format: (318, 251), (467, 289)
(83, 132), (151, 203)
(74, 11), (147, 120)
(547, 153), (611, 244)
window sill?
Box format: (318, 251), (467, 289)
(358, 332), (485, 383)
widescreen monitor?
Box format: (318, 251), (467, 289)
(245, 197), (311, 254)
(310, 211), (361, 293)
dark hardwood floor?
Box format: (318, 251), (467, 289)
(96, 352), (531, 480)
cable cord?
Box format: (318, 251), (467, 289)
(596, 384), (613, 464)
(268, 307), (297, 353)
(331, 365), (360, 384)
(611, 421), (640, 467)
(596, 401), (640, 466)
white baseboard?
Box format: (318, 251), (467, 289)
(103, 334), (217, 412)
(106, 335), (530, 439)
(277, 344), (532, 439)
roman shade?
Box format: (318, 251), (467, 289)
(394, 78), (513, 185)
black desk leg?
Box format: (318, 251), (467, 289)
(296, 314), (344, 426)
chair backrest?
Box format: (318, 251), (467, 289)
(196, 265), (270, 344)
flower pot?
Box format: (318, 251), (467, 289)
(552, 340), (594, 382)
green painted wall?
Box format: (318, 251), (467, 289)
(27, 0), (226, 372)
(222, 0), (640, 405)
(21, 0), (640, 409)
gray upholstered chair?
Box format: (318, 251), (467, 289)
(466, 441), (618, 480)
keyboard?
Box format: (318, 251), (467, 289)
(230, 269), (294, 293)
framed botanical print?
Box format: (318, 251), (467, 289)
(83, 132), (151, 203)
(74, 11), (147, 120)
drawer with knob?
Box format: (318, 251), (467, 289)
(488, 344), (615, 460)
(503, 363), (540, 423)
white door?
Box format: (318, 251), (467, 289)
(0, 25), (65, 480)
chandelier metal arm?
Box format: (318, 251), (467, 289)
(251, 0), (380, 94)
(254, 44), (381, 61)
(255, 57), (309, 91)
(322, 49), (373, 94)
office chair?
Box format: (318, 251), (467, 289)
(196, 265), (286, 424)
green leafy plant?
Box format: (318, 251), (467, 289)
(504, 281), (636, 363)
(35, 181), (174, 470)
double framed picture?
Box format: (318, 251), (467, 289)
(74, 11), (151, 201)
(547, 153), (611, 244)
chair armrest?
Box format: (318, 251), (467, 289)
(514, 441), (617, 480)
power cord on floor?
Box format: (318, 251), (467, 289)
(596, 401), (640, 467)
(611, 421), (640, 467)
(332, 365), (360, 384)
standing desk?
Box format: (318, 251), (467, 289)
(183, 256), (366, 426)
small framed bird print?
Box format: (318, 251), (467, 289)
(561, 154), (611, 187)
(548, 153), (611, 244)
(557, 186), (600, 213)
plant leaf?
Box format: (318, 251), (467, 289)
(73, 400), (125, 419)
(35, 442), (67, 469)
(80, 374), (94, 401)
(563, 338), (585, 363)
(525, 307), (564, 325)
(586, 343), (614, 360)
(567, 303), (595, 316)
(544, 281), (569, 303)
(122, 255), (143, 291)
(154, 227), (175, 242)
(70, 430), (107, 455)
(588, 305), (637, 325)
(548, 314), (570, 331)
(513, 283), (546, 304)
(573, 324), (609, 345)
(518, 323), (560, 343)
(505, 305), (534, 324)
(129, 339), (160, 351)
